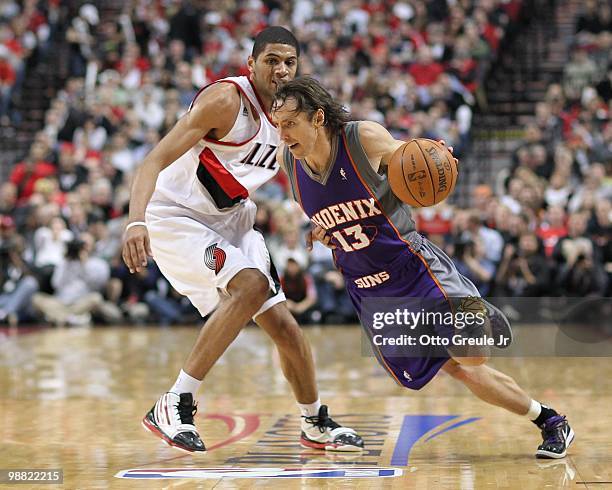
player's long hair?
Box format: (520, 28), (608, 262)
(272, 77), (350, 135)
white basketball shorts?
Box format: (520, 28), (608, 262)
(145, 199), (285, 318)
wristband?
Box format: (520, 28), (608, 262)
(125, 221), (147, 232)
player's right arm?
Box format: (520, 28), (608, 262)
(122, 83), (241, 273)
(358, 121), (458, 172)
(358, 121), (405, 172)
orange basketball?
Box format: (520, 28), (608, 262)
(387, 138), (458, 208)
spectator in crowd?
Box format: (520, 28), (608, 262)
(308, 241), (356, 324)
(107, 261), (161, 324)
(568, 163), (611, 213)
(144, 282), (200, 326)
(499, 178), (523, 215)
(65, 3), (98, 77)
(452, 236), (496, 296)
(72, 116), (108, 152)
(562, 46), (598, 102)
(89, 216), (122, 263)
(557, 243), (608, 297)
(0, 46), (15, 122)
(0, 218), (38, 326)
(31, 233), (121, 326)
(576, 0), (611, 39)
(269, 225), (309, 275)
(9, 141), (55, 202)
(537, 205), (568, 257)
(55, 142), (89, 193)
(281, 258), (318, 325)
(470, 184), (495, 223)
(0, 182), (17, 216)
(496, 232), (551, 297)
(32, 214), (72, 272)
(588, 199), (612, 294)
(553, 211), (608, 295)
(544, 171), (573, 208)
(461, 211), (504, 264)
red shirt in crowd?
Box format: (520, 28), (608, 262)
(0, 59), (15, 85)
(408, 61), (444, 86)
(4, 39), (23, 59)
(537, 224), (568, 257)
(481, 23), (500, 52)
(9, 160), (56, 201)
(416, 211), (453, 236)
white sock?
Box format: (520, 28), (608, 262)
(298, 398), (321, 417)
(170, 369), (202, 396)
(526, 399), (542, 420)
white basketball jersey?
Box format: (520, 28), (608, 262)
(150, 76), (280, 214)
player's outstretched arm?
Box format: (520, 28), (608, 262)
(122, 83), (241, 273)
(358, 121), (405, 172)
(358, 121), (458, 172)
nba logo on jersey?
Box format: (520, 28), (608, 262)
(204, 243), (226, 275)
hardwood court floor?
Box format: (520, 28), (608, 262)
(0, 325), (610, 489)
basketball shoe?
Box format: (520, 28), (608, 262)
(142, 392), (206, 453)
(300, 405), (364, 452)
(536, 415), (574, 459)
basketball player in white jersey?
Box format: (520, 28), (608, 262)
(122, 27), (363, 453)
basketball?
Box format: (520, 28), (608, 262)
(387, 139), (458, 207)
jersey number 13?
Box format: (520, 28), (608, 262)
(332, 224), (371, 252)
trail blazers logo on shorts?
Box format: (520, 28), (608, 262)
(205, 243), (226, 275)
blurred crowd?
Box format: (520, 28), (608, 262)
(0, 0), (54, 124)
(417, 0), (611, 313)
(0, 0), (609, 328)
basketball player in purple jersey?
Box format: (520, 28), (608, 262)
(122, 28), (363, 453)
(272, 77), (574, 459)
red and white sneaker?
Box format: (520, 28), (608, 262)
(300, 405), (364, 452)
(142, 392), (206, 453)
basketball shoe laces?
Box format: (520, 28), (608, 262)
(177, 395), (197, 426)
(303, 406), (340, 433)
(541, 415), (568, 446)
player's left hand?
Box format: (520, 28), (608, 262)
(306, 224), (336, 251)
(437, 139), (459, 170)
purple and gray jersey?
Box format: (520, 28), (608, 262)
(284, 122), (422, 278)
(283, 122), (482, 389)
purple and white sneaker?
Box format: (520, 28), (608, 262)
(536, 415), (574, 459)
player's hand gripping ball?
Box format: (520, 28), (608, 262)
(388, 138), (458, 207)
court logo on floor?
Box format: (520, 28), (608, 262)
(225, 413), (392, 465)
(391, 415), (481, 466)
(115, 467), (403, 479)
(220, 413), (479, 466)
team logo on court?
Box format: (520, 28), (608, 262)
(205, 243), (226, 275)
